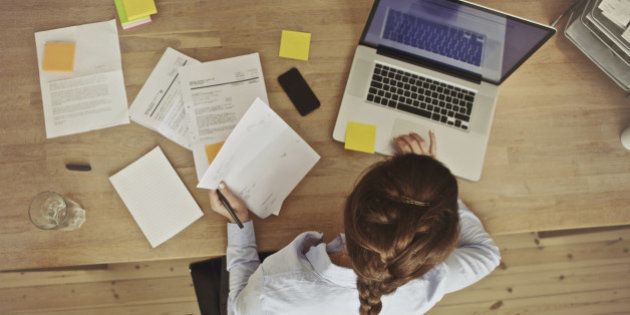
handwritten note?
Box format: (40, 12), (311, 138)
(197, 98), (320, 218)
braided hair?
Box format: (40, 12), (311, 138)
(344, 154), (460, 315)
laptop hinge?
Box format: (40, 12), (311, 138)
(376, 45), (483, 84)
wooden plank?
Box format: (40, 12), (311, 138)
(7, 301), (200, 315)
(0, 276), (196, 313)
(0, 257), (204, 289)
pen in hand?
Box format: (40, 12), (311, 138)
(217, 187), (244, 229)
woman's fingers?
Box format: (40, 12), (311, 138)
(402, 134), (424, 154)
(395, 137), (413, 154)
(209, 190), (228, 215)
(393, 131), (436, 157)
(408, 133), (429, 155)
(218, 182), (241, 208)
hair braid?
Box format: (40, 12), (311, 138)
(346, 154), (460, 315)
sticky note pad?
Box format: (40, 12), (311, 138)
(345, 122), (377, 154)
(205, 142), (224, 164)
(43, 42), (75, 72)
(122, 0), (157, 21)
(279, 30), (311, 61)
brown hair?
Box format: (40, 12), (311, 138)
(344, 154), (460, 315)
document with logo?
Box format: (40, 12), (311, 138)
(129, 48), (199, 149)
(178, 53), (268, 180)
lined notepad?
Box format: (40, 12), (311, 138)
(110, 146), (203, 248)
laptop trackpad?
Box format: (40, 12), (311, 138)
(390, 118), (431, 152)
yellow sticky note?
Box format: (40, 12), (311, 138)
(122, 0), (157, 21)
(43, 42), (75, 72)
(279, 30), (311, 61)
(205, 142), (224, 164)
(345, 122), (377, 154)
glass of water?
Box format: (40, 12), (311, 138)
(29, 192), (86, 231)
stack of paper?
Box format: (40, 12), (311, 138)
(114, 0), (157, 30)
(198, 98), (320, 219)
(599, 0), (630, 29)
(34, 20), (130, 138)
(110, 146), (204, 248)
(178, 53), (269, 180)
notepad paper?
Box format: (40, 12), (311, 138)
(345, 121), (377, 154)
(279, 30), (311, 61)
(43, 42), (75, 72)
(198, 98), (320, 218)
(114, 0), (152, 29)
(204, 142), (224, 164)
(110, 146), (203, 248)
(122, 0), (157, 21)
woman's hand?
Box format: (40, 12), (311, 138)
(209, 182), (251, 224)
(393, 131), (436, 157)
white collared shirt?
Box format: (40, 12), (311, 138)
(226, 201), (501, 315)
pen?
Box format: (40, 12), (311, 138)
(217, 189), (244, 229)
(65, 163), (92, 172)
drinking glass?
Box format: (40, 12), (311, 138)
(29, 192), (86, 231)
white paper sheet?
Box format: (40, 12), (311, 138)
(34, 20), (130, 138)
(599, 0), (630, 28)
(178, 53), (268, 180)
(110, 146), (204, 248)
(197, 98), (320, 218)
(129, 48), (199, 149)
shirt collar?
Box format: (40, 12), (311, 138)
(305, 234), (357, 288)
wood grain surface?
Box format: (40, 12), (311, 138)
(0, 0), (629, 270)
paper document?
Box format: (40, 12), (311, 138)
(34, 20), (130, 138)
(129, 48), (199, 149)
(599, 0), (630, 28)
(110, 146), (204, 248)
(179, 53), (268, 179)
(198, 98), (320, 218)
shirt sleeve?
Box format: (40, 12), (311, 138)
(226, 221), (261, 314)
(441, 200), (501, 294)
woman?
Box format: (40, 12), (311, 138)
(209, 132), (501, 315)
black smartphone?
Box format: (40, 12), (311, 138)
(278, 68), (320, 116)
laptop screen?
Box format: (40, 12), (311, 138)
(361, 0), (555, 84)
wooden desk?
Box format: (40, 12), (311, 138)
(1, 0), (629, 271)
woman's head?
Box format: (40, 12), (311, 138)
(344, 154), (460, 315)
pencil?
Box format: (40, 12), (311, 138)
(217, 189), (244, 229)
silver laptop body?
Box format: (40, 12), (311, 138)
(333, 0), (554, 181)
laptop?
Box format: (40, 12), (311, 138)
(333, 0), (555, 181)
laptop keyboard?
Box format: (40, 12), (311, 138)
(383, 9), (485, 67)
(366, 63), (475, 131)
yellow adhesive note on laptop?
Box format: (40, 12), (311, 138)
(345, 122), (376, 154)
(279, 30), (311, 61)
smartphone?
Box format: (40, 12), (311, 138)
(278, 68), (320, 116)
